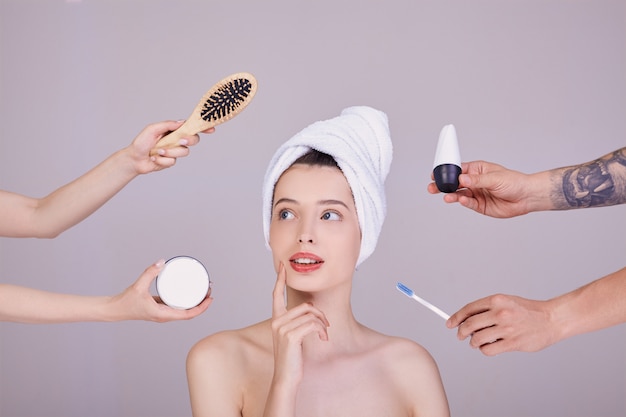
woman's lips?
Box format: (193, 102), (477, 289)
(289, 252), (324, 273)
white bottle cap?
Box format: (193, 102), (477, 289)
(433, 124), (461, 168)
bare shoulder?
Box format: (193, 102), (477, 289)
(373, 332), (439, 371)
(390, 336), (444, 385)
(356, 327), (443, 383)
(186, 320), (273, 416)
(394, 335), (435, 361)
(365, 330), (450, 416)
(188, 319), (271, 369)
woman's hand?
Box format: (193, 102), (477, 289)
(269, 263), (330, 386)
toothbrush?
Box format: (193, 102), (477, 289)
(396, 282), (450, 320)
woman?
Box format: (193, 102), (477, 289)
(187, 107), (449, 416)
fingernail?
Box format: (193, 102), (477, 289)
(179, 139), (189, 146)
(158, 149), (166, 155)
(155, 259), (165, 268)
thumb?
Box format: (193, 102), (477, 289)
(135, 259), (165, 289)
(461, 170), (497, 190)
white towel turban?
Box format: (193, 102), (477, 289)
(262, 106), (393, 267)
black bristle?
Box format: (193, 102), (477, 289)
(200, 78), (253, 123)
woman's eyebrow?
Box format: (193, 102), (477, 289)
(274, 198), (349, 210)
(318, 199), (349, 209)
(273, 197), (298, 208)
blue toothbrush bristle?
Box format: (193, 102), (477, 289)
(396, 282), (414, 297)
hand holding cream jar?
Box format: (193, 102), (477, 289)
(156, 256), (211, 309)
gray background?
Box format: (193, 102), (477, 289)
(1, 1), (624, 416)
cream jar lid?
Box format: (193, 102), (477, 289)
(156, 256), (210, 309)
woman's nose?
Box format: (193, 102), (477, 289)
(298, 234), (314, 244)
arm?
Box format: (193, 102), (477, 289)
(187, 333), (244, 417)
(0, 260), (212, 323)
(0, 120), (212, 238)
(264, 263), (329, 417)
(429, 148), (626, 354)
(447, 267), (626, 356)
(186, 264), (329, 417)
(392, 340), (450, 417)
(427, 147), (626, 218)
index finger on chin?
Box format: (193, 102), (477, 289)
(272, 262), (288, 318)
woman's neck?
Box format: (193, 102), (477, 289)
(286, 286), (365, 359)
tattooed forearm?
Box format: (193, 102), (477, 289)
(556, 147), (626, 209)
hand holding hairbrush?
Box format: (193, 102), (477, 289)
(150, 72), (258, 156)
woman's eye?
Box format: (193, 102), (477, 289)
(278, 209), (294, 220)
(322, 211), (341, 221)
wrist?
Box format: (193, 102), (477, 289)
(525, 171), (555, 213)
(270, 373), (301, 392)
(544, 295), (577, 346)
(118, 146), (146, 176)
(96, 295), (127, 322)
(264, 379), (298, 417)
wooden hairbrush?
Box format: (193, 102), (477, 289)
(150, 72), (257, 155)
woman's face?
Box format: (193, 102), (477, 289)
(269, 163), (361, 292)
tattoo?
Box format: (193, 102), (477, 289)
(561, 147), (626, 208)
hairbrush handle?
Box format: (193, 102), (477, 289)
(150, 72), (257, 157)
(149, 118), (211, 156)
